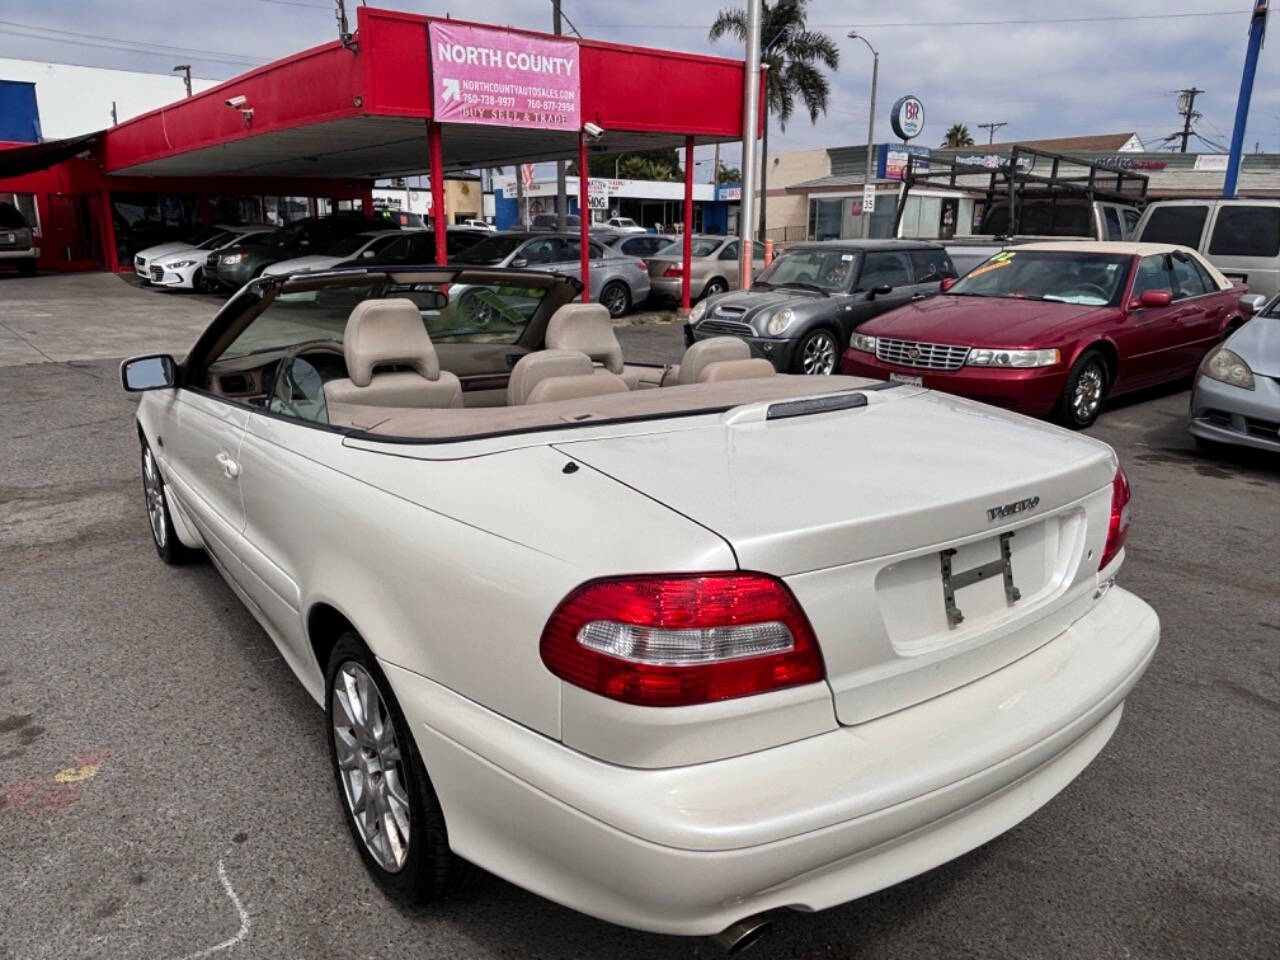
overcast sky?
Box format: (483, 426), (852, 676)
(2, 0), (1278, 169)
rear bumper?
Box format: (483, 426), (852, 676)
(1188, 372), (1280, 452)
(842, 349), (1064, 416)
(0, 247), (38, 261)
(387, 586), (1158, 936)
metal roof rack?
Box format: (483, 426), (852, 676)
(893, 145), (1150, 237)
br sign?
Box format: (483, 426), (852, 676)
(428, 21), (581, 132)
(890, 95), (925, 141)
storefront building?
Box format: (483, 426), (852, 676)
(492, 174), (735, 232)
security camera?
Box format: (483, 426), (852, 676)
(225, 95), (248, 109)
(583, 122), (605, 140)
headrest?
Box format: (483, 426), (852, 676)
(545, 302), (624, 374)
(344, 298), (439, 388)
(507, 349), (594, 405)
(697, 358), (776, 383)
(678, 336), (751, 385)
(525, 371), (630, 405)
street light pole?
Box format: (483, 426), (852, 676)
(848, 32), (878, 239)
(738, 0), (763, 289)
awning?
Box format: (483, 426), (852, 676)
(0, 133), (101, 178)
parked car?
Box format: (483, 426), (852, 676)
(146, 227), (273, 292)
(331, 228), (490, 269)
(120, 262), (1158, 944)
(134, 224), (241, 282)
(530, 213), (580, 230)
(459, 218), (495, 231)
(208, 216), (398, 290)
(263, 230), (409, 278)
(1134, 198), (1280, 298)
(844, 241), (1247, 428)
(646, 234), (765, 302)
(453, 231), (649, 317)
(603, 215), (645, 234)
(0, 200), (38, 276)
(689, 241), (957, 375)
(1188, 294), (1280, 453)
(376, 210), (427, 230)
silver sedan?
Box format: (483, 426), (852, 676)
(1189, 294), (1280, 453)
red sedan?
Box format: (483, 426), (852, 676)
(842, 242), (1248, 428)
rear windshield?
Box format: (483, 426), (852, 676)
(981, 202), (1093, 237)
(453, 235), (526, 264)
(1208, 205), (1280, 258)
(948, 250), (1131, 306)
(1140, 205), (1208, 248)
(0, 202), (28, 229)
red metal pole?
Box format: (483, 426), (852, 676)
(579, 132), (590, 303)
(681, 135), (694, 312)
(427, 120), (447, 265)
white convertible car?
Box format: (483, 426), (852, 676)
(121, 266), (1158, 948)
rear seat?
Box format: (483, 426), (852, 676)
(544, 302), (624, 374)
(507, 349), (628, 405)
(662, 336), (775, 385)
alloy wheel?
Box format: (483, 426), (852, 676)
(801, 331), (837, 375)
(331, 662), (411, 873)
(142, 446), (166, 550)
(602, 283), (629, 318)
(1072, 363), (1105, 422)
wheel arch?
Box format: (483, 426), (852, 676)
(306, 600), (361, 682)
(1071, 339), (1119, 383)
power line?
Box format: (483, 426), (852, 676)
(1176, 87), (1205, 153)
(581, 10), (1244, 30)
(0, 18), (266, 66)
(977, 121), (1009, 144)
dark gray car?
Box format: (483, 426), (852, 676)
(687, 240), (957, 375)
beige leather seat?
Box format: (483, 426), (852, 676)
(661, 336), (773, 385)
(544, 302), (624, 374)
(507, 349), (628, 405)
(323, 298), (463, 410)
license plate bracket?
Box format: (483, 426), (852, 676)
(889, 372), (923, 386)
(940, 531), (1021, 628)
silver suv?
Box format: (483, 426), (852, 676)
(1135, 198), (1280, 297)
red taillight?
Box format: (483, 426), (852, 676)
(1099, 467), (1132, 571)
(662, 265), (683, 278)
(540, 573), (825, 707)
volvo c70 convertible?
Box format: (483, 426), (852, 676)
(121, 264), (1159, 947)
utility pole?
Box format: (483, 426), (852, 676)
(848, 32), (878, 240)
(172, 65), (192, 97)
(738, 0), (762, 288)
(553, 0), (568, 232)
(335, 0), (353, 47)
(1225, 1), (1269, 197)
(1176, 87), (1205, 153)
(713, 143), (720, 185)
(977, 121), (1007, 144)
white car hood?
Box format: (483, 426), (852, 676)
(136, 241), (195, 262)
(264, 255), (341, 276)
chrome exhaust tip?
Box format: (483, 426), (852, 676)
(710, 915), (773, 954)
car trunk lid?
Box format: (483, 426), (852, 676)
(552, 388), (1118, 724)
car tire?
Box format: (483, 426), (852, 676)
(1054, 349), (1110, 429)
(702, 277), (728, 298)
(600, 281), (631, 318)
(793, 327), (839, 376)
(16, 259), (37, 277)
(1193, 435), (1226, 454)
(139, 437), (202, 565)
(325, 633), (476, 905)
(192, 269), (213, 294)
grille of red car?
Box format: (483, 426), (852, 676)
(876, 337), (970, 371)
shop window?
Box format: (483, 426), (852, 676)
(808, 198), (843, 241)
(209, 195), (264, 226)
(264, 196), (313, 225)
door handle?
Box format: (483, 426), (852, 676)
(215, 451), (240, 479)
(911, 293), (928, 301)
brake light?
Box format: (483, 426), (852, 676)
(662, 265), (683, 278)
(1099, 467), (1131, 571)
(540, 573), (825, 707)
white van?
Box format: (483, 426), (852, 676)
(1134, 198), (1280, 297)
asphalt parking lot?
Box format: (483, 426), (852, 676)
(1, 272), (1277, 960)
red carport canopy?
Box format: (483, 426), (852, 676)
(99, 6), (760, 301)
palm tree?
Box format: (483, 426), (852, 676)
(710, 1), (839, 241)
(941, 124), (975, 148)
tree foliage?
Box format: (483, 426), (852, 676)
(941, 124), (975, 148)
(568, 148), (683, 182)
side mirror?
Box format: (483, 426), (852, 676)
(1239, 293), (1267, 316)
(509, 257), (528, 268)
(360, 249), (375, 258)
(866, 283), (893, 300)
(1132, 289), (1172, 309)
(121, 354), (177, 392)
(940, 277), (957, 292)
